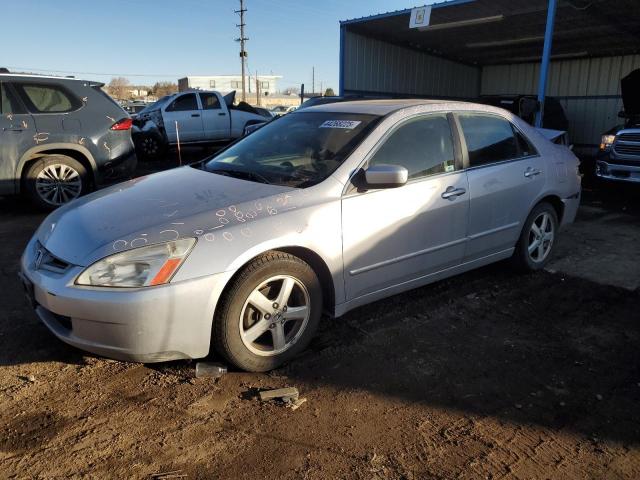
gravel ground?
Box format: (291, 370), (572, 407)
(0, 160), (639, 479)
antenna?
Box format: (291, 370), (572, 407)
(235, 0), (248, 103)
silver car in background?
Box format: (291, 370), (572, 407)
(20, 100), (581, 372)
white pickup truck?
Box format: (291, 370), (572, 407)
(132, 90), (270, 159)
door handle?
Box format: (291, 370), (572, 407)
(218, 112), (226, 116)
(524, 168), (542, 178)
(441, 186), (466, 200)
(191, 113), (200, 117)
(2, 127), (23, 132)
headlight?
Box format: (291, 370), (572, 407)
(76, 238), (195, 288)
(600, 134), (615, 150)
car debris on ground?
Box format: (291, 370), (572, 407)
(258, 387), (307, 410)
(150, 470), (186, 479)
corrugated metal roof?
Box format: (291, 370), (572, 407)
(340, 0), (475, 26)
(341, 0), (640, 65)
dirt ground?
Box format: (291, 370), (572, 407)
(1, 161), (639, 479)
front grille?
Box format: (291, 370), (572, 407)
(614, 144), (640, 157)
(34, 242), (71, 274)
(618, 132), (640, 143)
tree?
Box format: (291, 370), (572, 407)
(152, 82), (178, 98)
(107, 77), (131, 100)
(324, 88), (336, 97)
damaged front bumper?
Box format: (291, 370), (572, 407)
(596, 160), (640, 184)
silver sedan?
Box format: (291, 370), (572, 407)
(20, 100), (581, 372)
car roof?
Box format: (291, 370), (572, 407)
(300, 99), (479, 116)
(0, 72), (89, 83)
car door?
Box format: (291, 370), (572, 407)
(456, 112), (546, 262)
(342, 113), (469, 301)
(199, 92), (229, 141)
(0, 82), (35, 195)
(162, 93), (203, 143)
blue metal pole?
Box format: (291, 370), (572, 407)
(339, 24), (345, 96)
(536, 0), (558, 127)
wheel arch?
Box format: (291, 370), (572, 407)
(215, 246), (336, 321)
(534, 194), (564, 224)
(16, 144), (97, 193)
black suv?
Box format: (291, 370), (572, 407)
(0, 71), (136, 209)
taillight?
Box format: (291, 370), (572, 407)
(111, 118), (133, 131)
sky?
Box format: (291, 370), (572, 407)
(4, 0), (415, 92)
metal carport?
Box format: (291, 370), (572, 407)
(339, 0), (640, 154)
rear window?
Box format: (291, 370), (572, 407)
(14, 83), (81, 113)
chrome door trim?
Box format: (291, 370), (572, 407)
(348, 237), (468, 276)
(467, 221), (520, 240)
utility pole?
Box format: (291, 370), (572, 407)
(256, 70), (260, 106)
(320, 80), (323, 96)
(235, 0), (248, 103)
(312, 66), (315, 96)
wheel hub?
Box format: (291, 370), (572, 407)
(239, 275), (311, 357)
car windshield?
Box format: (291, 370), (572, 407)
(138, 95), (171, 114)
(203, 112), (380, 188)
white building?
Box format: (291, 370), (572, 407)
(178, 75), (282, 96)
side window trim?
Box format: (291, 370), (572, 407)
(511, 122), (539, 158)
(453, 111), (540, 171)
(1, 83), (29, 115)
(344, 111), (460, 196)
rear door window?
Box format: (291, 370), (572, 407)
(166, 93), (198, 112)
(199, 92), (221, 110)
(458, 113), (530, 167)
(14, 83), (80, 113)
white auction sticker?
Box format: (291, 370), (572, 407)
(319, 120), (362, 129)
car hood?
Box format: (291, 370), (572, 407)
(621, 68), (640, 116)
(37, 166), (294, 266)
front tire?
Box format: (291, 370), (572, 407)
(511, 202), (558, 272)
(212, 251), (323, 372)
(24, 155), (90, 210)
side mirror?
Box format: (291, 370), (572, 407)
(364, 164), (408, 188)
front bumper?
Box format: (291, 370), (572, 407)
(596, 158), (640, 184)
(20, 237), (223, 362)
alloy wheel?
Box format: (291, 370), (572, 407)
(528, 212), (555, 263)
(35, 164), (82, 206)
(239, 275), (311, 356)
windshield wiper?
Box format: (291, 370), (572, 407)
(209, 167), (271, 185)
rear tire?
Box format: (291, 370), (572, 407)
(511, 202), (558, 272)
(24, 155), (90, 210)
(135, 133), (166, 161)
(212, 251), (323, 372)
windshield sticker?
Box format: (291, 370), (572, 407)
(319, 120), (362, 129)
